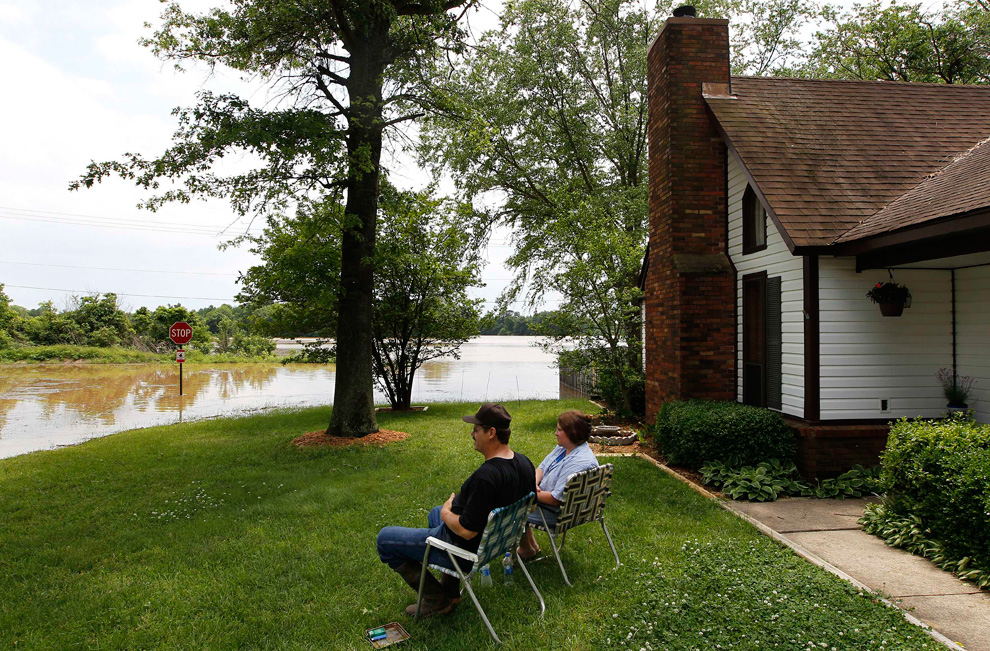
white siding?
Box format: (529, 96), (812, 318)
(818, 258), (952, 420)
(727, 152), (804, 417)
(956, 265), (990, 423)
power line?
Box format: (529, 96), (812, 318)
(4, 284), (236, 302)
(0, 260), (238, 276)
(0, 210), (262, 238)
(0, 205), (261, 232)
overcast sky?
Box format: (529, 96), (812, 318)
(0, 0), (535, 315)
(1, 0), (893, 316)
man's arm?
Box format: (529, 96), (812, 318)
(441, 492), (478, 540)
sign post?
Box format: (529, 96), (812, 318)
(169, 322), (193, 396)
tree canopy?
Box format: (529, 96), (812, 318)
(73, 0), (478, 436)
(806, 0), (990, 84)
(238, 183), (483, 409)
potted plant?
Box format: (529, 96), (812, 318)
(936, 367), (975, 414)
(866, 281), (911, 316)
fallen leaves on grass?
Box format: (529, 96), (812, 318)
(290, 428), (409, 449)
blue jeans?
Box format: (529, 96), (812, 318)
(528, 503), (559, 529)
(376, 506), (470, 572)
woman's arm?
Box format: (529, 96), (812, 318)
(536, 488), (561, 507)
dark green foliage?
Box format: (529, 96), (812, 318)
(702, 459), (882, 502)
(652, 400), (794, 469)
(0, 284), (17, 348)
(879, 415), (990, 580)
(861, 502), (990, 590)
(594, 364), (646, 418)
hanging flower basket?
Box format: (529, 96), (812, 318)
(878, 302), (904, 317)
(867, 281), (910, 317)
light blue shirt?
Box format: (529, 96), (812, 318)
(538, 442), (599, 502)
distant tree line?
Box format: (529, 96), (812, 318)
(0, 284), (275, 357)
(479, 310), (571, 336)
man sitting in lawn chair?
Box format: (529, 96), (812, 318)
(376, 403), (536, 618)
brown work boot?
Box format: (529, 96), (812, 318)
(393, 561), (454, 618)
(439, 571), (462, 604)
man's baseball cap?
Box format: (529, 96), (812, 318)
(462, 403), (512, 430)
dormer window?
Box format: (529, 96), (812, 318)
(743, 185), (767, 254)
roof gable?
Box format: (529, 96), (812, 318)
(705, 77), (990, 249)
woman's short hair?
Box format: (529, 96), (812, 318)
(558, 410), (592, 445)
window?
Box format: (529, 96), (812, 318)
(742, 185), (767, 254)
(742, 272), (782, 410)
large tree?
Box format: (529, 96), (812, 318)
(421, 0), (713, 413)
(238, 184), (483, 410)
(805, 0), (990, 83)
(73, 0), (474, 436)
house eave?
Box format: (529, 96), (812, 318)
(828, 207), (990, 270)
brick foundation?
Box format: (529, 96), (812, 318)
(784, 418), (891, 478)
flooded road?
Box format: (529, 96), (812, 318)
(0, 337), (562, 458)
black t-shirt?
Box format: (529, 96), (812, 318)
(449, 452), (536, 554)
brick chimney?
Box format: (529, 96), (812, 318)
(644, 14), (735, 418)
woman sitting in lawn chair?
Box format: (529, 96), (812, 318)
(517, 410), (599, 560)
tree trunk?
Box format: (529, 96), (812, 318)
(326, 30), (389, 437)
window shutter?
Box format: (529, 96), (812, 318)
(766, 276), (782, 410)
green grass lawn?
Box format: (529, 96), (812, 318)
(0, 400), (938, 650)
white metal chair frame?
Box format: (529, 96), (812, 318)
(531, 463), (619, 586)
(417, 491), (545, 644)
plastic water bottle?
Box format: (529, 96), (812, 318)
(502, 552), (514, 585)
(480, 564), (493, 586)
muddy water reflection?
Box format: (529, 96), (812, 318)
(0, 336), (559, 458)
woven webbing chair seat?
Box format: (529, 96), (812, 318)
(417, 491), (544, 644)
(531, 463), (619, 585)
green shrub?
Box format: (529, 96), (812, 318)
(701, 459), (881, 502)
(652, 400), (793, 469)
(595, 365), (645, 418)
(861, 501), (990, 590)
(880, 415), (990, 577)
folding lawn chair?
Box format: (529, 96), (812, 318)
(417, 491), (544, 644)
(531, 463), (619, 586)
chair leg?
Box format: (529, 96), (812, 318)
(539, 508), (572, 587)
(515, 553), (546, 616)
(414, 545), (431, 619)
(601, 518), (620, 569)
(446, 550), (501, 644)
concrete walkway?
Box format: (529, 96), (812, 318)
(728, 497), (990, 651)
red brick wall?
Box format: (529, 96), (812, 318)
(645, 18), (735, 420)
(784, 418), (891, 478)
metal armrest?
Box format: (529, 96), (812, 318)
(425, 536), (479, 564)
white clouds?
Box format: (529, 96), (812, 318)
(0, 3), (27, 24)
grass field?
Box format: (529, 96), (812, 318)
(0, 400), (939, 649)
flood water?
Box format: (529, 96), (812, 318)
(0, 336), (564, 459)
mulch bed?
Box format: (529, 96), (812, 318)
(290, 428), (410, 449)
(591, 439), (710, 491)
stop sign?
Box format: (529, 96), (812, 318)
(169, 322), (193, 345)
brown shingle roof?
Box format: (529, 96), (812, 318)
(705, 77), (990, 248)
(837, 137), (990, 242)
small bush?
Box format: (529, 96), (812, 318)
(880, 415), (990, 578)
(652, 400), (793, 469)
(595, 365), (645, 418)
(701, 459), (881, 502)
